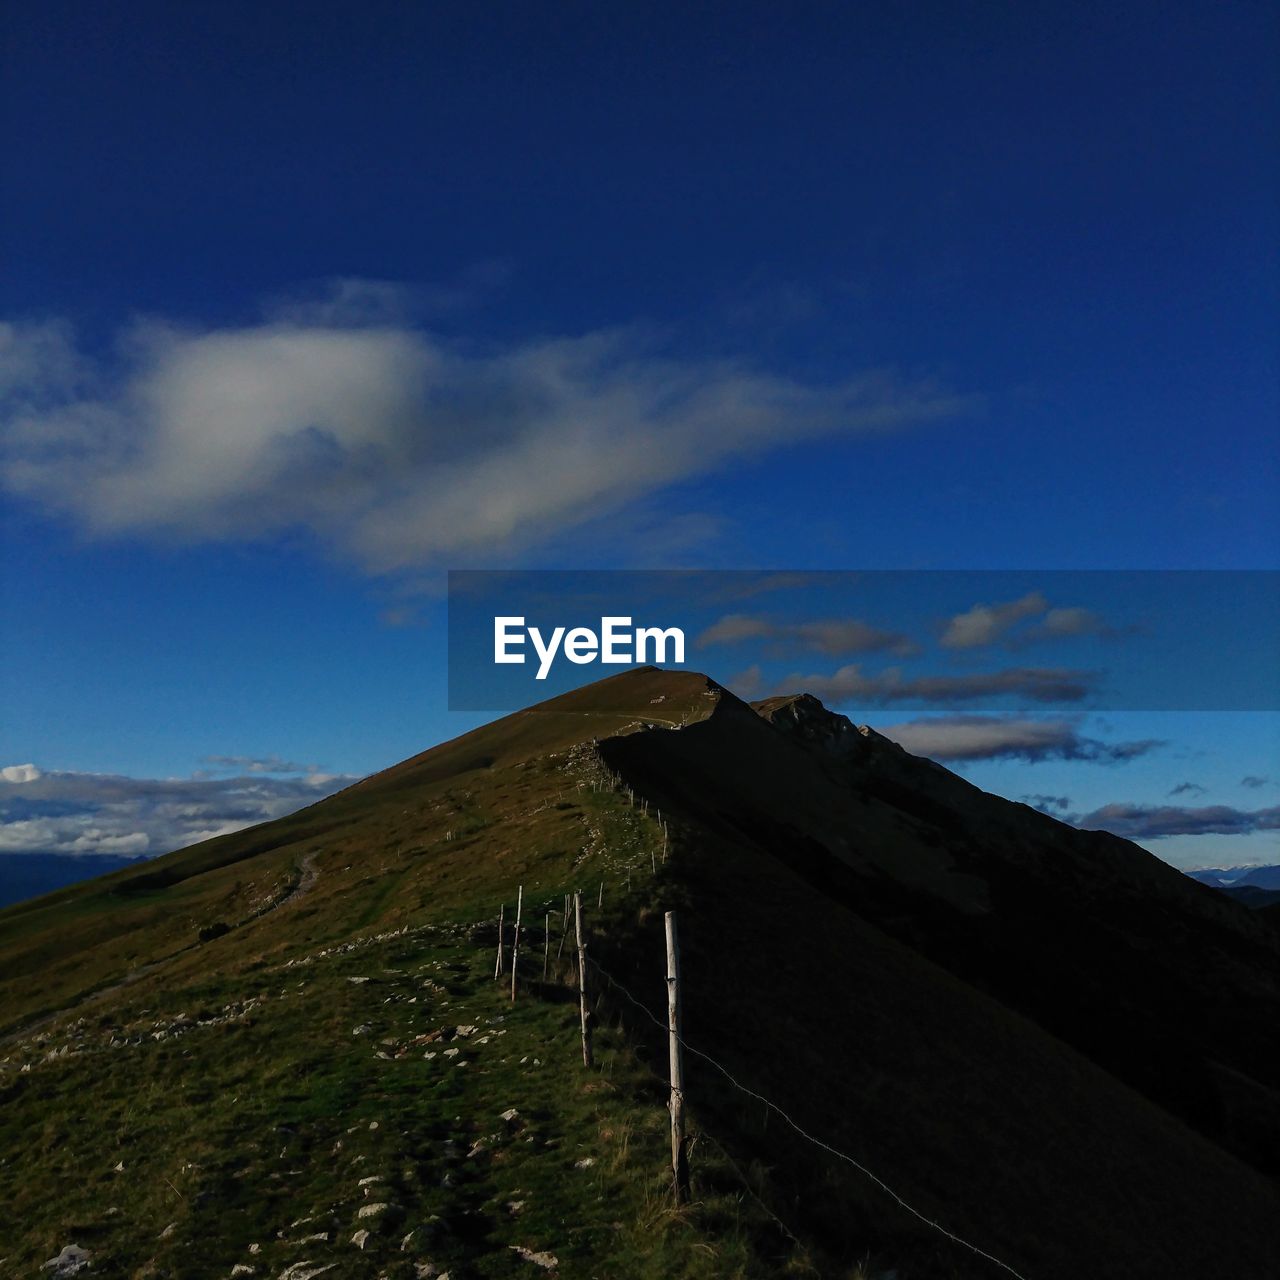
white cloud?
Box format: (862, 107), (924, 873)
(0, 764), (359, 858)
(878, 715), (1162, 763)
(1, 763), (42, 783)
(697, 613), (917, 656)
(0, 302), (970, 572)
(939, 594), (1122, 650)
(940, 592), (1047, 649)
(1076, 802), (1280, 840)
(774, 664), (1096, 705)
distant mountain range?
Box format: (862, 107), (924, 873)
(2, 668), (1277, 1278)
(1188, 864), (1280, 890)
(1186, 864), (1280, 912)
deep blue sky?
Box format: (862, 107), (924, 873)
(1, 1), (1276, 869)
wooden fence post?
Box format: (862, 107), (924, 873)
(666, 911), (689, 1204)
(510, 885), (523, 1002)
(543, 911), (551, 980)
(575, 891), (593, 1067)
(494, 903), (505, 979)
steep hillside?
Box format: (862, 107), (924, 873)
(2, 668), (1278, 1279)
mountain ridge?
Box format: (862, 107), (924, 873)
(2, 667), (1278, 1278)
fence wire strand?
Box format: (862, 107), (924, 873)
(585, 954), (1032, 1280)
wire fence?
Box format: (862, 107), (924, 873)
(584, 953), (1032, 1280)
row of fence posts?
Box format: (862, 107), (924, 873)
(492, 883), (688, 1203)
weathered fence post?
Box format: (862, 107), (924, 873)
(510, 885), (523, 1002)
(575, 891), (593, 1067)
(494, 903), (505, 979)
(666, 910), (689, 1204)
(543, 911), (551, 980)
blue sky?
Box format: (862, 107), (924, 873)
(1, 1), (1276, 870)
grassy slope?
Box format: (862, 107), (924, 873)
(3, 668), (1279, 1278)
(3, 670), (800, 1278)
(0, 668), (714, 1037)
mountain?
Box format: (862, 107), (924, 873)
(1235, 865), (1280, 890)
(1187, 868), (1233, 887)
(2, 668), (1278, 1279)
(1224, 885), (1280, 910)
(0, 852), (150, 910)
(1189, 865), (1280, 891)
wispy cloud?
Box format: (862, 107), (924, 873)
(940, 592), (1048, 649)
(1021, 793), (1072, 813)
(777, 664), (1097, 706)
(1168, 781), (1207, 797)
(879, 715), (1160, 763)
(1018, 606), (1118, 646)
(0, 762), (358, 857)
(0, 299), (969, 572)
(939, 592), (1120, 650)
(1241, 775), (1270, 789)
(201, 754), (322, 775)
(697, 613), (917, 657)
(1075, 802), (1280, 840)
(727, 663), (766, 700)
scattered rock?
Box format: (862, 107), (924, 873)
(159, 1221), (178, 1238)
(357, 1201), (398, 1220)
(573, 1157), (595, 1169)
(351, 1229), (370, 1249)
(230, 1266), (256, 1277)
(510, 1245), (559, 1271)
(276, 1265), (337, 1280)
(351, 1025), (373, 1036)
(500, 1108), (519, 1123)
(42, 1244), (91, 1276)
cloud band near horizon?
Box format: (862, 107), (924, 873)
(0, 762), (358, 857)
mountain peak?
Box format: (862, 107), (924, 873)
(752, 690), (904, 762)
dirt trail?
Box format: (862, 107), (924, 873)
(1, 853), (321, 1049)
(275, 851), (319, 910)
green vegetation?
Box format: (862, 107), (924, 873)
(2, 915), (803, 1277)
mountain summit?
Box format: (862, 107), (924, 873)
(2, 668), (1278, 1278)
